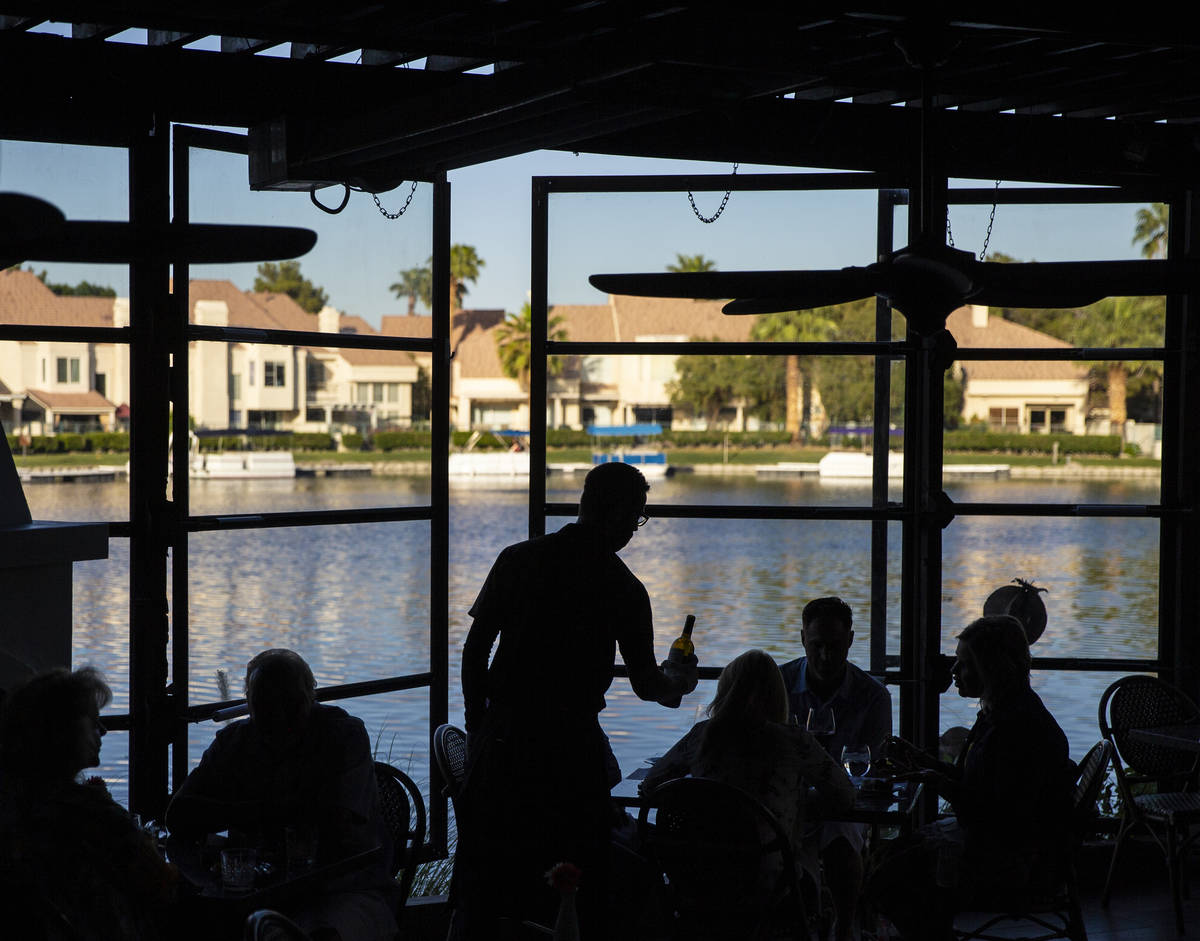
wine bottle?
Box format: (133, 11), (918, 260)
(667, 614), (696, 662)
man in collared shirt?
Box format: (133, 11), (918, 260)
(780, 597), (891, 941)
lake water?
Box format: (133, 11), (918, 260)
(23, 473), (1161, 804)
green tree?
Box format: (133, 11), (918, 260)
(253, 260), (328, 314)
(666, 253), (717, 273)
(33, 269), (116, 297)
(667, 343), (785, 427)
(426, 244), (484, 315)
(1133, 202), (1169, 259)
(1071, 294), (1164, 431)
(494, 302), (567, 389)
(750, 308), (838, 440)
(809, 298), (907, 427)
(389, 266), (432, 315)
(411, 365), (432, 422)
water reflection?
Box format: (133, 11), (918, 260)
(24, 474), (1160, 803)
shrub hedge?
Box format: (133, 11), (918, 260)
(7, 431), (132, 454)
(5, 428), (1126, 458)
(943, 430), (1122, 457)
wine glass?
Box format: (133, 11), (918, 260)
(841, 744), (872, 779)
(805, 706), (836, 740)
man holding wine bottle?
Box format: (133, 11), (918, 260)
(456, 462), (699, 939)
(780, 596), (891, 941)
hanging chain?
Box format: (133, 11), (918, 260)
(372, 180), (420, 220)
(946, 180), (1001, 259)
(687, 163), (739, 223)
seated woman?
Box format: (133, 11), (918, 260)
(867, 615), (1077, 940)
(640, 648), (854, 885)
(0, 667), (176, 940)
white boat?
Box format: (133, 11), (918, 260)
(167, 433), (296, 479)
(817, 451), (903, 479)
(189, 450), (296, 479)
(447, 450), (530, 477)
(448, 430), (531, 477)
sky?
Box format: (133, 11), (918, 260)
(0, 31), (1156, 329)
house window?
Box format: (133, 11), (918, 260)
(988, 407), (1019, 431)
(373, 382), (385, 402)
(307, 361), (326, 391)
(387, 383), (399, 403)
(1029, 406), (1069, 434)
(95, 373), (106, 397)
(248, 410), (280, 429)
(355, 382), (371, 403)
(229, 374), (241, 401)
(264, 362), (286, 387)
(249, 362), (255, 386)
(306, 407), (326, 422)
(228, 410), (242, 428)
(57, 357), (80, 384)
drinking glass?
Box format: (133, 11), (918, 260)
(220, 847), (258, 892)
(841, 744), (872, 779)
(806, 706), (836, 740)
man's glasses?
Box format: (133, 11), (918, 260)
(636, 514), (649, 528)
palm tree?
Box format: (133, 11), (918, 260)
(1072, 294), (1164, 432)
(426, 244), (485, 316)
(750, 308), (837, 441)
(389, 266), (432, 315)
(666, 253), (717, 273)
(494, 302), (568, 389)
(1133, 203), (1169, 259)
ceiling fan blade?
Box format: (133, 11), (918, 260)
(973, 259), (1200, 306)
(0, 192), (66, 234)
(0, 222), (317, 265)
(0, 193), (68, 267)
(589, 269), (875, 301)
(723, 285), (878, 316)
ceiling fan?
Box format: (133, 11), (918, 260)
(589, 237), (1199, 336)
(0, 192), (317, 269)
(588, 31), (1196, 336)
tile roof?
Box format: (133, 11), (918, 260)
(336, 347), (417, 367)
(249, 291), (319, 331)
(338, 314), (377, 335)
(188, 280), (277, 329)
(945, 306), (1088, 382)
(25, 389), (115, 410)
(0, 268), (115, 326)
(379, 315), (432, 338)
(610, 295), (754, 342)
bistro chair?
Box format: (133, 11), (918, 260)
(373, 761), (428, 929)
(244, 908), (312, 940)
(433, 723), (469, 809)
(952, 739), (1112, 941)
(1098, 675), (1200, 935)
(638, 776), (809, 940)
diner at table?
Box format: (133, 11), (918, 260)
(640, 649), (856, 917)
(0, 665), (177, 941)
(865, 614), (1078, 941)
(165, 648), (396, 941)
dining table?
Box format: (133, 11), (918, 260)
(167, 833), (385, 934)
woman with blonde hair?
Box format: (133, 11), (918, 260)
(641, 649), (854, 878)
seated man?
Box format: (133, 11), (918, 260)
(166, 649), (395, 941)
(780, 597), (891, 941)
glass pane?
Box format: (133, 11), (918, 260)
(940, 515), (1159, 661)
(549, 187), (887, 307)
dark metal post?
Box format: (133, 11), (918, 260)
(169, 126), (192, 793)
(128, 113), (172, 817)
(529, 178), (549, 539)
(429, 174), (451, 854)
(871, 190), (899, 678)
(1160, 189), (1200, 700)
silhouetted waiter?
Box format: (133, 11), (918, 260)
(456, 462), (698, 938)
